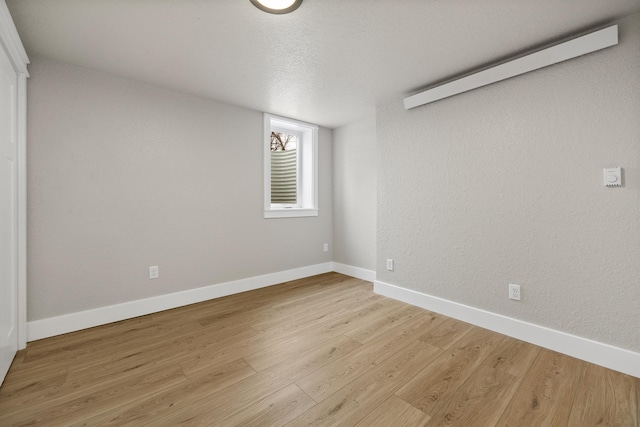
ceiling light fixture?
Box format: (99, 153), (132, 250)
(250, 0), (302, 14)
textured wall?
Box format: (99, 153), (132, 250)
(27, 58), (333, 321)
(333, 116), (377, 271)
(377, 13), (640, 352)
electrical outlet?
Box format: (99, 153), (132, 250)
(323, 243), (329, 252)
(386, 259), (394, 271)
(508, 283), (521, 301)
(149, 265), (159, 279)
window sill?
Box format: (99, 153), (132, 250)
(264, 208), (318, 219)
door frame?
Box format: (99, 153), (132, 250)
(1, 1), (29, 350)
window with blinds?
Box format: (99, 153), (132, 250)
(270, 143), (297, 204)
(263, 114), (318, 218)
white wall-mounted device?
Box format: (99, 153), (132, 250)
(403, 25), (618, 110)
(603, 167), (622, 187)
(149, 265), (159, 279)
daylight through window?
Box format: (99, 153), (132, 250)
(270, 131), (298, 205)
(263, 114), (318, 218)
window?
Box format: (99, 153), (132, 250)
(263, 113), (318, 218)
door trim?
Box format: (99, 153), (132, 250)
(17, 72), (26, 349)
(1, 0), (30, 350)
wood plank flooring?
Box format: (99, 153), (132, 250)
(0, 272), (637, 426)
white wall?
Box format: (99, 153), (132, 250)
(333, 116), (376, 272)
(376, 13), (640, 353)
(27, 57), (333, 321)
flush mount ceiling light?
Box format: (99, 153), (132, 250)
(250, 0), (302, 14)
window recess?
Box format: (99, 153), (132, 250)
(263, 113), (318, 218)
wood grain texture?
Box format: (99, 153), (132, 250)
(74, 358), (258, 426)
(497, 348), (586, 426)
(418, 316), (474, 350)
(566, 364), (638, 427)
(353, 395), (431, 427)
(424, 361), (519, 426)
(295, 312), (441, 402)
(0, 272), (637, 426)
(285, 340), (441, 426)
(396, 327), (506, 416)
(218, 383), (315, 427)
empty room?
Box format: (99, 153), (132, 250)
(1, 0), (639, 425)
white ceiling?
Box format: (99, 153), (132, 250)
(6, 0), (640, 129)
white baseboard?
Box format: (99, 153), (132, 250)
(374, 280), (640, 379)
(27, 262), (333, 342)
(332, 262), (376, 282)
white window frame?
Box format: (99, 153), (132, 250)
(263, 113), (318, 218)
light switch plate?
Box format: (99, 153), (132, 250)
(603, 167), (621, 187)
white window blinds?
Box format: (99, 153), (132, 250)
(270, 149), (297, 204)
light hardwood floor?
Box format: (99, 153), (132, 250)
(0, 273), (638, 426)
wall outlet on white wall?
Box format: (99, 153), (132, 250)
(508, 283), (521, 301)
(323, 243), (328, 252)
(149, 266), (159, 279)
(386, 259), (394, 271)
